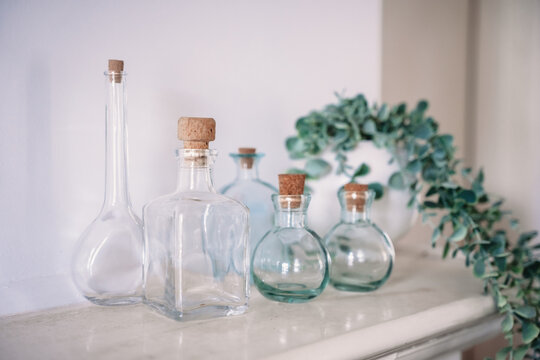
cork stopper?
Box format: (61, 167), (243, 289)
(278, 174), (306, 209)
(344, 183), (369, 212)
(238, 147), (256, 169)
(108, 59), (124, 83)
(178, 117), (216, 149)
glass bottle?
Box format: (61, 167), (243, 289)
(324, 183), (395, 292)
(143, 117), (250, 321)
(220, 148), (277, 258)
(72, 60), (143, 305)
(252, 174), (330, 303)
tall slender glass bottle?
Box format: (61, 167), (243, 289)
(324, 183), (395, 292)
(143, 117), (250, 321)
(221, 148), (277, 258)
(251, 174), (330, 303)
(72, 60), (143, 305)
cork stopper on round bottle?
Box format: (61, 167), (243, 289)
(178, 117), (216, 149)
(238, 147), (256, 169)
(344, 183), (369, 211)
(278, 174), (306, 209)
(108, 59), (124, 83)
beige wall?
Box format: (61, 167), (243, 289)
(382, 0), (471, 248)
(383, 0), (540, 231)
(382, 0), (540, 358)
(382, 0), (470, 157)
(472, 0), (540, 231)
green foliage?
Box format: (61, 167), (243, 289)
(285, 94), (540, 357)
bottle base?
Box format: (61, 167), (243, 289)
(254, 279), (323, 303)
(144, 299), (248, 321)
(331, 281), (384, 292)
(85, 295), (142, 306)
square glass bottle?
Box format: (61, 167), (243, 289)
(143, 117), (250, 321)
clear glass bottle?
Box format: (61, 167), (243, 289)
(220, 148), (277, 258)
(143, 117), (250, 321)
(72, 60), (143, 305)
(324, 183), (395, 292)
(252, 174), (330, 303)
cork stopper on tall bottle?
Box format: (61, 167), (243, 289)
(238, 147), (256, 169)
(344, 183), (369, 211)
(278, 174), (306, 209)
(108, 59), (124, 83)
(178, 117), (216, 149)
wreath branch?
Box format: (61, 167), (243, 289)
(286, 94), (540, 359)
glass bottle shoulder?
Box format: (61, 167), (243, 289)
(326, 220), (389, 243)
(144, 190), (248, 215)
(264, 225), (322, 244)
(221, 179), (277, 197)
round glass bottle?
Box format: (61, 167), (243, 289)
(221, 148), (277, 258)
(324, 183), (394, 292)
(71, 60), (143, 305)
(252, 174), (330, 303)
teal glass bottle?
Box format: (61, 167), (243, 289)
(220, 148), (277, 259)
(324, 183), (395, 292)
(251, 174), (330, 303)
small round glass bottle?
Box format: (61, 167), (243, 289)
(221, 148), (277, 258)
(324, 183), (395, 292)
(252, 174), (330, 303)
(72, 60), (143, 305)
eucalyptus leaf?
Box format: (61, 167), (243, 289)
(514, 305), (536, 319)
(431, 228), (441, 247)
(496, 292), (508, 308)
(362, 119), (376, 134)
(473, 258), (485, 278)
(501, 313), (513, 332)
(521, 321), (539, 344)
(512, 345), (529, 360)
(449, 225), (467, 242)
(495, 346), (511, 360)
(406, 159), (422, 174)
(388, 172), (406, 190)
(304, 158), (331, 179)
(413, 123), (434, 139)
(457, 190), (477, 204)
(368, 182), (384, 200)
(353, 163), (370, 178)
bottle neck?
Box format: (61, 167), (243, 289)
(233, 156), (261, 181)
(275, 210), (307, 228)
(341, 209), (369, 224)
(236, 165), (259, 181)
(103, 73), (131, 208)
(176, 151), (216, 193)
(338, 189), (374, 224)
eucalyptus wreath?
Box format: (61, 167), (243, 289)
(285, 94), (540, 359)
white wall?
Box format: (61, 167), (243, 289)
(0, 0), (382, 315)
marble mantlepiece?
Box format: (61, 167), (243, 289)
(0, 245), (500, 359)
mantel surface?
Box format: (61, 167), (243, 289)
(0, 244), (499, 360)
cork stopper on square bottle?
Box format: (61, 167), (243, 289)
(178, 117), (216, 149)
(344, 183), (369, 211)
(108, 59), (124, 83)
(238, 147), (256, 169)
(278, 174), (306, 209)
